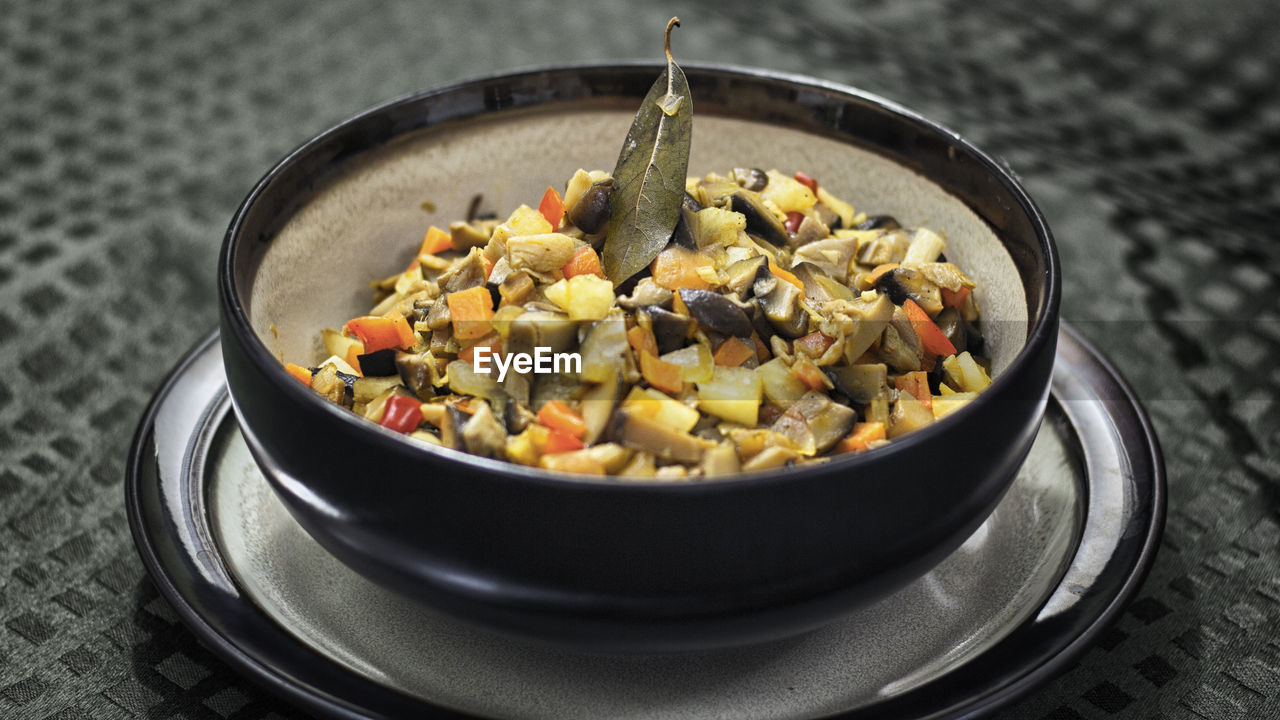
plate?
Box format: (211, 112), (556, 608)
(126, 323), (1163, 719)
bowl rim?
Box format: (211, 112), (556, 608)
(218, 61), (1060, 491)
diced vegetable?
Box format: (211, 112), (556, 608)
(659, 343), (713, 383)
(621, 386), (700, 432)
(544, 428), (586, 454)
(793, 171), (818, 193)
(941, 285), (970, 309)
(835, 422), (886, 453)
(285, 363), (312, 386)
(893, 370), (933, 410)
(345, 312), (416, 353)
(543, 274), (615, 321)
(627, 324), (659, 357)
(696, 365), (762, 426)
(793, 332), (835, 359)
(651, 245), (715, 290)
(420, 225), (454, 255)
(902, 299), (957, 357)
(932, 391), (978, 420)
(768, 260), (804, 291)
(888, 392), (934, 438)
(538, 186), (564, 231)
(791, 357), (828, 391)
(561, 245), (606, 279)
(537, 400), (587, 440)
(639, 350), (684, 395)
(942, 351), (992, 393)
(379, 395), (424, 434)
(758, 357), (808, 407)
(446, 286), (495, 341)
(713, 336), (755, 367)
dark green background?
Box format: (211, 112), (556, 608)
(2, 1), (1278, 718)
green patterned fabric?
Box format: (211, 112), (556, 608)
(2, 1), (1277, 717)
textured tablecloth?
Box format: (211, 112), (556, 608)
(2, 1), (1278, 718)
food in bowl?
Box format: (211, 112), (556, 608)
(281, 167), (993, 477)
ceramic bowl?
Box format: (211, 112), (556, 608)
(217, 64), (1059, 651)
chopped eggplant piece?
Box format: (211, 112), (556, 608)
(506, 310), (576, 357)
(396, 350), (442, 400)
(793, 235), (858, 283)
(498, 271), (535, 307)
(730, 191), (789, 246)
(439, 404), (470, 449)
(723, 255), (768, 297)
(670, 204), (698, 250)
(566, 179), (613, 234)
(701, 442), (741, 476)
(754, 272), (808, 338)
(933, 307), (968, 354)
(679, 288), (754, 339)
(608, 409), (713, 464)
(826, 363), (888, 404)
(462, 401), (507, 459)
(644, 306), (694, 354)
(791, 262), (853, 305)
(356, 348), (398, 377)
(880, 309), (922, 373)
(855, 215), (902, 231)
(580, 373), (621, 444)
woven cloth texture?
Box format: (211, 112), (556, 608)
(2, 0), (1279, 718)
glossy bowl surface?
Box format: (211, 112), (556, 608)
(218, 63), (1059, 651)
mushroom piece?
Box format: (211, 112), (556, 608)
(730, 191), (789, 246)
(856, 229), (913, 266)
(731, 167), (768, 192)
(678, 288), (754, 339)
(753, 271), (808, 338)
(933, 307), (969, 354)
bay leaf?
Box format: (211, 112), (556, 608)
(602, 18), (693, 286)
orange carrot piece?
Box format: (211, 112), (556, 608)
(481, 253), (495, 280)
(903, 299), (957, 357)
(284, 363), (312, 386)
(419, 225), (453, 255)
(457, 333), (502, 364)
(713, 336), (755, 367)
(941, 285), (971, 309)
(537, 400), (587, 440)
(561, 246), (605, 279)
(446, 286), (495, 341)
(894, 370), (933, 410)
(543, 428), (585, 454)
(751, 332), (771, 362)
(768, 260), (804, 291)
(538, 186), (564, 231)
(791, 357), (827, 390)
(866, 263), (899, 286)
(639, 351), (684, 395)
(835, 422), (886, 453)
(793, 332), (835, 359)
(627, 324), (658, 357)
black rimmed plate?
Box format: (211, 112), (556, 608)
(126, 323), (1163, 719)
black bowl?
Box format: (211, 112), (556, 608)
(218, 64), (1059, 652)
